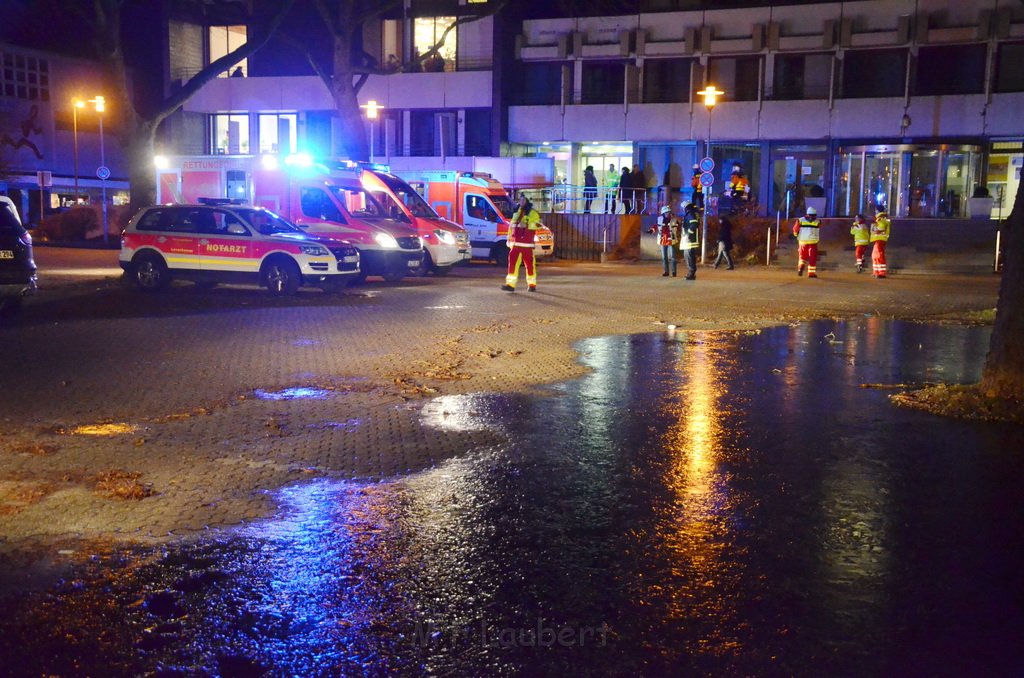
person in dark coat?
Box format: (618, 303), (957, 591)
(620, 166), (634, 214)
(583, 165), (598, 213)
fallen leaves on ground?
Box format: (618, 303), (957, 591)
(891, 383), (1024, 423)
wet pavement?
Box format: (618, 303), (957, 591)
(2, 318), (1022, 676)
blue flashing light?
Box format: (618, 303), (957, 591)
(261, 154), (279, 171)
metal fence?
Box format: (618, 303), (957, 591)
(517, 184), (661, 216)
(541, 212), (622, 261)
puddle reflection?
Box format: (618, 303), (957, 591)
(10, 320), (1022, 676)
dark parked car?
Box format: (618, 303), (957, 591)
(0, 196), (37, 316)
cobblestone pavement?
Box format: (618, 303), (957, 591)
(0, 249), (1001, 568)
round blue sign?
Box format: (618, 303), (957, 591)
(699, 171), (715, 187)
(699, 156), (715, 173)
(97, 166), (111, 180)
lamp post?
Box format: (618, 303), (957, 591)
(696, 85), (723, 264)
(361, 100), (383, 163)
(72, 98), (85, 203)
(89, 96), (109, 244)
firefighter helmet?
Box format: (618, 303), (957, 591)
(660, 205), (672, 215)
(806, 206), (817, 216)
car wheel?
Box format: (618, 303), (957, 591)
(415, 251), (434, 277)
(492, 242), (509, 267)
(133, 253), (170, 291)
(263, 258), (301, 296)
(382, 267), (406, 283)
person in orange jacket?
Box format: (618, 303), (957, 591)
(792, 205), (821, 278)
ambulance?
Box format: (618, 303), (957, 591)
(391, 170), (554, 264)
(155, 154), (423, 282)
(339, 162), (471, 275)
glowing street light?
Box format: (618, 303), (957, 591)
(71, 98), (86, 202)
(87, 96), (109, 244)
(361, 100), (383, 163)
(696, 85), (724, 264)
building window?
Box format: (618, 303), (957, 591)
(258, 113), (297, 154)
(212, 113), (250, 154)
(772, 53), (832, 100)
(643, 58), (691, 104)
(410, 111), (455, 156)
(994, 42), (1024, 93)
(0, 50), (49, 102)
(582, 61), (624, 105)
(841, 49), (906, 99)
(464, 109), (491, 156)
(707, 56), (762, 102)
(512, 62), (563, 105)
(414, 17), (456, 72)
(209, 25), (247, 77)
(914, 44), (985, 96)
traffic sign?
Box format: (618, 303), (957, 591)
(699, 171), (715, 187)
(699, 156), (715, 173)
(97, 166), (110, 180)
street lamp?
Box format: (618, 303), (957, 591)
(697, 84), (723, 264)
(88, 96), (109, 244)
(361, 100), (383, 163)
(72, 98), (85, 202)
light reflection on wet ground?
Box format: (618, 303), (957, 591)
(3, 319), (1024, 676)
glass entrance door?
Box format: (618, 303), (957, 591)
(835, 145), (980, 218)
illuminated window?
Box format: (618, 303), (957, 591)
(212, 113), (250, 154)
(414, 17), (456, 71)
(258, 113), (298, 154)
(209, 25), (248, 77)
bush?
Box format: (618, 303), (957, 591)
(708, 214), (774, 265)
(35, 204), (135, 243)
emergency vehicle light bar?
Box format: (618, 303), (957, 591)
(198, 197), (246, 205)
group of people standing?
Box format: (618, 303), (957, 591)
(792, 206), (891, 279)
(649, 201), (730, 281)
(581, 164), (651, 215)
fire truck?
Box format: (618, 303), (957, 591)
(155, 154), (423, 282)
(391, 170), (554, 265)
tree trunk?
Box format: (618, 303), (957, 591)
(330, 36), (370, 161)
(980, 177), (1024, 399)
(124, 121), (159, 213)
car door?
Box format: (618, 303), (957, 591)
(157, 207), (202, 271)
(464, 193), (498, 244)
(197, 208), (254, 276)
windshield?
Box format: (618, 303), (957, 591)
(380, 175), (440, 219)
(237, 208), (303, 235)
(492, 194), (515, 219)
(367, 190), (412, 223)
(329, 185), (388, 220)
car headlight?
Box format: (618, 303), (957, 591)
(300, 244), (329, 256)
(434, 229), (456, 245)
(373, 232), (399, 249)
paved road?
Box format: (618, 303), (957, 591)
(0, 248), (1001, 551)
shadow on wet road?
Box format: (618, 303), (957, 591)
(2, 319), (1022, 676)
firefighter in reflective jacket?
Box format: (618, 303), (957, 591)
(680, 202), (700, 280)
(871, 210), (891, 278)
(792, 205), (821, 278)
(501, 194), (542, 292)
(850, 213), (870, 273)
